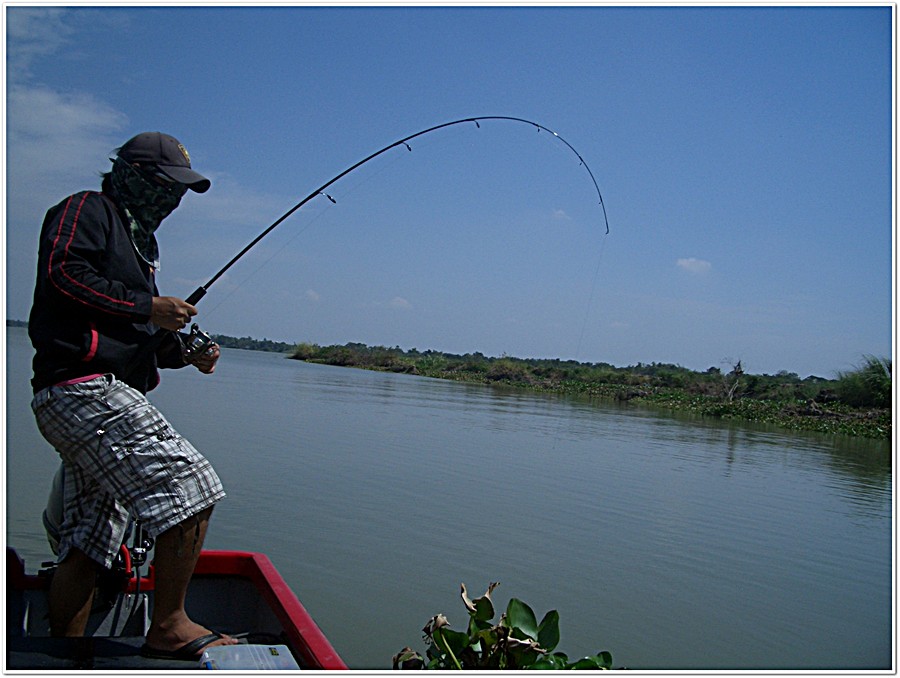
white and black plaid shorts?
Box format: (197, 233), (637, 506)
(31, 374), (225, 569)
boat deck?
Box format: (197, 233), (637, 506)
(7, 635), (215, 670)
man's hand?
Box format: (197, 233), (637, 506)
(189, 343), (220, 374)
(151, 296), (197, 331)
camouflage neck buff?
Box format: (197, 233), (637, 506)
(109, 157), (186, 269)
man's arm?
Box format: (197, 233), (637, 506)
(41, 193), (154, 321)
(45, 193), (198, 330)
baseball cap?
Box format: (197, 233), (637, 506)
(116, 132), (211, 193)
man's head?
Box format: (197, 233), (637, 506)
(107, 133), (211, 264)
(116, 132), (211, 194)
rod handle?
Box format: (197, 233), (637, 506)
(186, 286), (207, 306)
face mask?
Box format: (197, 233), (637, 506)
(110, 157), (187, 269)
(110, 157), (186, 228)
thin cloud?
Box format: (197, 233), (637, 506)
(4, 7), (287, 309)
(7, 7), (130, 83)
(5, 83), (131, 318)
(676, 257), (712, 274)
(5, 7), (75, 82)
(305, 290), (321, 303)
(7, 84), (128, 190)
(367, 296), (413, 311)
(389, 296), (412, 310)
(552, 209), (571, 220)
(173, 172), (290, 230)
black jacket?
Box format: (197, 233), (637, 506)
(29, 190), (187, 394)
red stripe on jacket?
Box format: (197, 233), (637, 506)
(47, 192), (136, 316)
(82, 322), (99, 362)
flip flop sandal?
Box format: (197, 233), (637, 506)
(140, 631), (227, 661)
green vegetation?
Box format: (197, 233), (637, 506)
(8, 320), (890, 439)
(834, 355), (892, 409)
(290, 342), (892, 439)
(393, 582), (615, 670)
(209, 333), (296, 354)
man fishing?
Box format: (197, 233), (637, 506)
(27, 132), (238, 660)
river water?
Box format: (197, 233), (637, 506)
(4, 327), (893, 669)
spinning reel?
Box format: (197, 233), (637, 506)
(181, 323), (216, 362)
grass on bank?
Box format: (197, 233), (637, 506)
(286, 342), (892, 440)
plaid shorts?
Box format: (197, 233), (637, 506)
(31, 374), (225, 569)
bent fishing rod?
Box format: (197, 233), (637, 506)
(186, 115), (608, 306)
(129, 116), (610, 372)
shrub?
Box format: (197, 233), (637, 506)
(485, 360), (532, 384)
(835, 355), (892, 408)
(291, 342), (320, 360)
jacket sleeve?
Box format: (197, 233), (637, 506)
(41, 192), (154, 322)
(156, 331), (190, 370)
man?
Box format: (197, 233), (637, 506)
(28, 132), (238, 659)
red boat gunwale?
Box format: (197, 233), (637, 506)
(193, 550), (347, 669)
(7, 547), (347, 670)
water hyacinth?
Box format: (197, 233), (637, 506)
(393, 582), (616, 670)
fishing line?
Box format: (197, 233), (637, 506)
(199, 142), (415, 320)
(573, 233), (610, 364)
(208, 125), (512, 318)
(541, 204), (610, 455)
(543, 244), (609, 456)
(196, 201), (334, 320)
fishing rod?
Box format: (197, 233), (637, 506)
(185, 115), (608, 307)
(129, 116), (610, 373)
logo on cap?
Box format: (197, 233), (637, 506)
(177, 143), (191, 165)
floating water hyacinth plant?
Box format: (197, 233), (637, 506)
(392, 582), (615, 670)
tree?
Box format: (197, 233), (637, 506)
(722, 359), (743, 403)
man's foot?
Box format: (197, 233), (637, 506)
(142, 621), (238, 660)
(140, 631), (233, 660)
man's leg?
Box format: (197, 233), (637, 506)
(38, 376), (231, 653)
(142, 507), (237, 652)
(48, 548), (99, 636)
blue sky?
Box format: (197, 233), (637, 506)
(4, 4), (894, 378)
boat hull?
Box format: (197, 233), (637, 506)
(7, 547), (347, 670)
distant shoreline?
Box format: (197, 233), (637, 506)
(8, 321), (890, 440)
(288, 342), (892, 441)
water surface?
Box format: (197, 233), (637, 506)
(5, 327), (892, 669)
